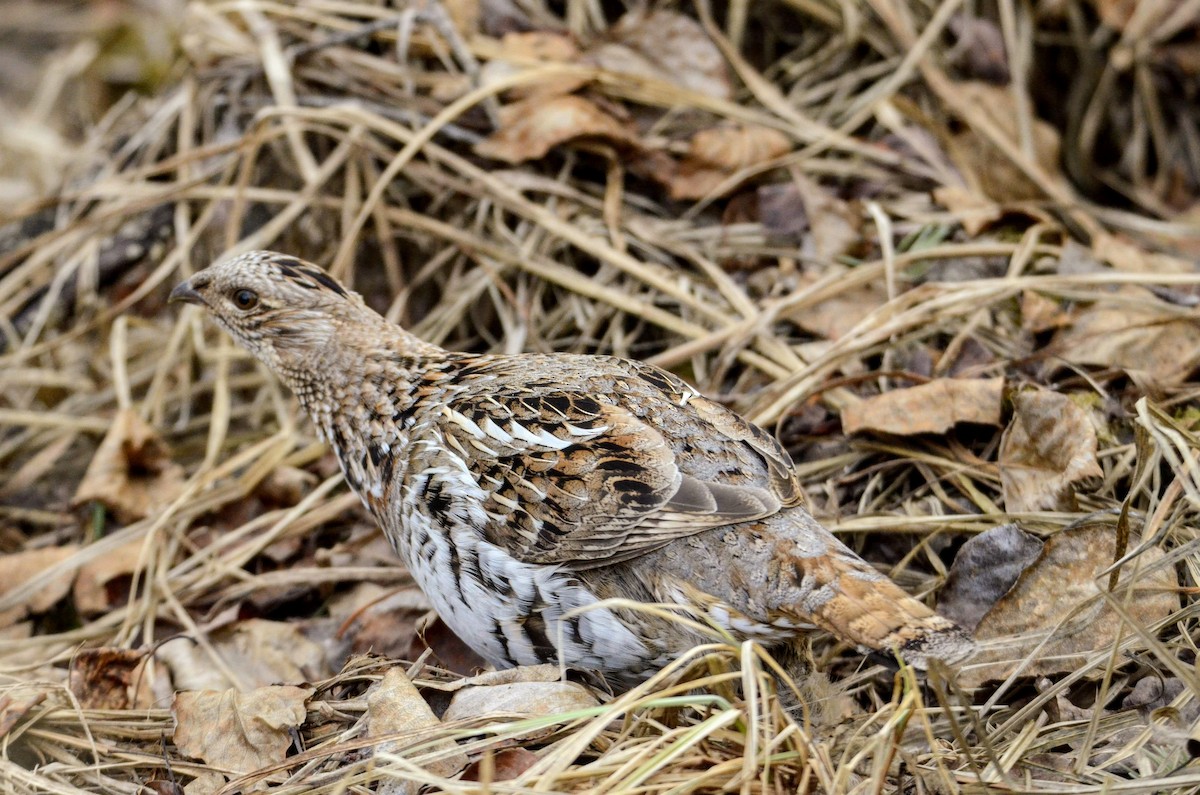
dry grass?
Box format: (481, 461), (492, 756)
(1, 0), (1198, 793)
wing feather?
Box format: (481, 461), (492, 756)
(437, 360), (803, 568)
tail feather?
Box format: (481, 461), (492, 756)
(781, 546), (976, 669)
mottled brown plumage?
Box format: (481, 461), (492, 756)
(172, 250), (974, 684)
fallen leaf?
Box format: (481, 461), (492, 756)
(475, 95), (637, 164)
(0, 546), (78, 627)
(69, 647), (160, 710)
(480, 31), (586, 101)
(667, 124), (792, 200)
(841, 377), (1004, 436)
(937, 524), (1045, 632)
(1020, 291), (1071, 333)
(410, 612), (489, 676)
(1050, 288), (1200, 386)
(74, 537), (145, 615)
(156, 637), (236, 693)
(73, 409), (185, 523)
(1122, 675), (1188, 712)
(442, 679), (599, 724)
(181, 771), (225, 795)
(140, 780), (185, 795)
(585, 9), (732, 100)
(786, 279), (887, 341)
(213, 619), (330, 689)
(999, 390), (1103, 513)
(0, 688), (49, 739)
(328, 582), (431, 660)
(172, 685), (312, 775)
(961, 521), (1179, 687)
(462, 747), (539, 782)
(367, 667), (467, 777)
(156, 619), (329, 692)
(791, 174), (862, 261)
(689, 125), (791, 170)
(427, 664), (565, 693)
(1092, 232), (1196, 275)
(944, 82), (1061, 203)
(931, 185), (1003, 235)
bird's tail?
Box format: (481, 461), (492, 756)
(779, 540), (975, 670)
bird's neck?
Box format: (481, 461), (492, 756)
(281, 320), (445, 453)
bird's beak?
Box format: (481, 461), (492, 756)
(169, 279), (205, 306)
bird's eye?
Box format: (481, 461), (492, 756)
(232, 289), (259, 310)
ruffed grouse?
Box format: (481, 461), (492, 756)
(171, 251), (974, 683)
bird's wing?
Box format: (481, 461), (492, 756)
(438, 361), (804, 568)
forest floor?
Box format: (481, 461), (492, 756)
(1, 1), (1198, 793)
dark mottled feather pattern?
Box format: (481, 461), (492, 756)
(172, 250), (976, 683)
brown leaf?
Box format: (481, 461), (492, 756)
(475, 95), (637, 164)
(688, 125), (792, 172)
(212, 619), (330, 689)
(1020, 291), (1071, 333)
(841, 377), (1004, 436)
(462, 747), (540, 782)
(172, 685), (312, 775)
(156, 638), (231, 693)
(367, 667), (467, 776)
(140, 781), (185, 795)
(931, 185), (1003, 236)
(667, 125), (791, 200)
(944, 82), (1061, 203)
(999, 390), (1103, 513)
(73, 408), (184, 523)
(961, 521), (1179, 687)
(0, 546), (78, 628)
(937, 524), (1045, 632)
(480, 31), (586, 101)
(410, 612), (489, 676)
(69, 647), (160, 710)
(585, 9), (732, 100)
(1092, 232), (1196, 274)
(328, 582), (431, 660)
(438, 664), (564, 692)
(181, 771), (225, 795)
(787, 279), (887, 341)
(73, 537), (145, 615)
(156, 620), (329, 692)
(1123, 675), (1188, 712)
(790, 174), (862, 261)
(0, 689), (48, 739)
(1050, 288), (1200, 387)
(442, 679), (599, 724)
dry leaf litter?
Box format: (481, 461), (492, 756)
(1, 1), (1199, 793)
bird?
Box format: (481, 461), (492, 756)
(171, 250), (974, 684)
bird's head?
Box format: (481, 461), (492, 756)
(170, 250), (377, 376)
